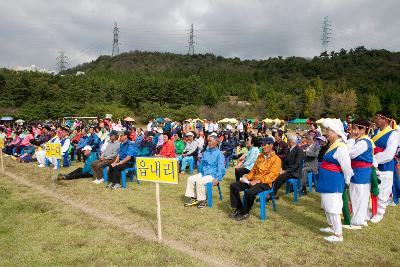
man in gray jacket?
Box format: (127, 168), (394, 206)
(301, 134), (320, 194)
(92, 130), (120, 184)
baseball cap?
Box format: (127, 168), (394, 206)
(82, 145), (92, 151)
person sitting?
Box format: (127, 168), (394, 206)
(234, 136), (260, 182)
(184, 135), (225, 209)
(4, 131), (21, 155)
(74, 128), (88, 162)
(273, 134), (305, 198)
(16, 144), (35, 163)
(173, 132), (185, 161)
(229, 137), (281, 221)
(138, 132), (156, 157)
(156, 132), (176, 158)
(107, 130), (135, 189)
(35, 128), (60, 168)
(317, 136), (329, 162)
(58, 146), (97, 180)
(87, 126), (100, 153)
(91, 130), (120, 184)
(220, 132), (235, 160)
(301, 134), (321, 194)
(180, 132), (198, 174)
(273, 132), (289, 161)
(59, 127), (71, 167)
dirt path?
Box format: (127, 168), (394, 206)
(2, 170), (237, 267)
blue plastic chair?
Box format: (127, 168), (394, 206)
(307, 171), (317, 193)
(285, 178), (301, 203)
(189, 157), (195, 175)
(242, 185), (276, 221)
(103, 166), (140, 188)
(205, 182), (223, 208)
(121, 167), (140, 188)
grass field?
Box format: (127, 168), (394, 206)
(1, 156), (400, 266)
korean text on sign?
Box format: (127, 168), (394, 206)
(136, 157), (178, 184)
(45, 143), (62, 159)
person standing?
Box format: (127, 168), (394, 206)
(370, 111), (399, 223)
(317, 119), (353, 242)
(344, 119), (374, 229)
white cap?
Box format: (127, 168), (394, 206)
(322, 119), (347, 141)
(185, 132), (194, 136)
(82, 145), (92, 151)
(210, 132), (218, 137)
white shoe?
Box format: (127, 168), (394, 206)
(93, 178), (104, 184)
(343, 225), (362, 230)
(324, 235), (343, 242)
(370, 214), (383, 224)
(320, 227), (334, 233)
(388, 202), (397, 207)
(361, 222), (368, 227)
(38, 164), (45, 168)
(53, 166), (58, 170)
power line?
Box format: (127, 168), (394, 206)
(188, 24), (195, 55)
(112, 22), (120, 56)
(56, 51), (69, 73)
(321, 16), (333, 53)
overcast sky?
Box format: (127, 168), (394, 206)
(1, 0), (399, 70)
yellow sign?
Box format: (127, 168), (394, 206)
(0, 138), (4, 149)
(45, 143), (62, 159)
(136, 157), (179, 184)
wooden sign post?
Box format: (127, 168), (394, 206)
(0, 138), (4, 172)
(136, 157), (179, 242)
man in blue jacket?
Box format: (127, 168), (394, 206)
(87, 126), (100, 152)
(184, 135), (226, 209)
(58, 146), (97, 180)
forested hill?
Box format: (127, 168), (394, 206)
(1, 46), (400, 122)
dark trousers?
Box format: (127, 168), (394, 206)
(230, 181), (271, 214)
(64, 167), (93, 180)
(273, 173), (298, 195)
(108, 162), (134, 184)
(234, 167), (250, 182)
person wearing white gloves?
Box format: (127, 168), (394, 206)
(370, 111), (399, 223)
(316, 119), (353, 242)
(345, 119), (374, 229)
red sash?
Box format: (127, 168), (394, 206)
(320, 161), (342, 173)
(374, 147), (384, 154)
(351, 161), (373, 168)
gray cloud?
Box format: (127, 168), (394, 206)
(0, 0), (399, 70)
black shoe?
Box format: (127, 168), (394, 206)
(197, 200), (207, 209)
(235, 213), (250, 221)
(274, 195), (280, 200)
(229, 209), (241, 219)
(301, 186), (308, 195)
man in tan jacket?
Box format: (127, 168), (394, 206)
(229, 137), (282, 221)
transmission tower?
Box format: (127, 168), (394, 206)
(112, 22), (120, 56)
(188, 24), (195, 55)
(56, 51), (69, 73)
(321, 16), (332, 52)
